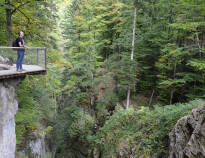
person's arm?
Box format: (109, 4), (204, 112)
(18, 39), (28, 48)
(18, 42), (24, 47)
(17, 38), (24, 47)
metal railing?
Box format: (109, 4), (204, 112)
(0, 47), (47, 70)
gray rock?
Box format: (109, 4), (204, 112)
(27, 132), (46, 158)
(0, 56), (12, 66)
(169, 103), (205, 158)
(0, 64), (10, 70)
(0, 78), (24, 158)
(17, 131), (47, 158)
(0, 56), (13, 70)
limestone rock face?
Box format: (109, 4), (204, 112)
(0, 78), (23, 158)
(169, 104), (205, 158)
(28, 136), (46, 158)
(25, 132), (46, 158)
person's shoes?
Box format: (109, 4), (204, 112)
(16, 69), (21, 73)
(19, 69), (26, 72)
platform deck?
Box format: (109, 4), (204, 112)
(0, 64), (46, 79)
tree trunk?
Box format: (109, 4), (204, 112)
(126, 86), (131, 109)
(5, 0), (31, 45)
(170, 63), (177, 105)
(196, 33), (201, 58)
(149, 89), (155, 109)
(130, 7), (137, 61)
(6, 3), (12, 45)
(126, 7), (137, 109)
(170, 89), (174, 105)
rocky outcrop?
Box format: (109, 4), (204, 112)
(0, 56), (12, 65)
(0, 56), (12, 70)
(26, 132), (46, 158)
(29, 138), (46, 158)
(0, 78), (24, 158)
(169, 103), (205, 158)
(17, 131), (47, 158)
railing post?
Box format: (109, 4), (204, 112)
(37, 48), (39, 65)
(0, 47), (47, 74)
(45, 48), (47, 70)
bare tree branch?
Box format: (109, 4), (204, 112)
(7, 2), (31, 25)
(16, 8), (31, 25)
(11, 1), (31, 15)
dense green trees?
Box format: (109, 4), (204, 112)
(0, 0), (57, 45)
(0, 0), (61, 156)
(0, 0), (205, 157)
(60, 0), (205, 107)
(54, 0), (205, 157)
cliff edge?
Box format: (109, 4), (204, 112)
(169, 103), (205, 158)
(0, 78), (24, 158)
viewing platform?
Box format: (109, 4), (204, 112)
(0, 47), (47, 79)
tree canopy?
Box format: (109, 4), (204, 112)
(0, 0), (205, 157)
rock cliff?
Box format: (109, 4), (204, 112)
(169, 103), (205, 158)
(0, 78), (24, 158)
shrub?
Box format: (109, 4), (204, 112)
(91, 99), (204, 157)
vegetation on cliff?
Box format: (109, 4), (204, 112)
(0, 0), (205, 157)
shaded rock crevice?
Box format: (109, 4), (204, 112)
(169, 104), (205, 158)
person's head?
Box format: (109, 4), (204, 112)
(19, 31), (24, 38)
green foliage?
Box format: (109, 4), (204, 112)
(68, 109), (95, 141)
(16, 79), (40, 144)
(54, 0), (205, 156)
(1, 0), (205, 157)
(0, 0), (58, 45)
(92, 100), (204, 157)
(187, 59), (205, 71)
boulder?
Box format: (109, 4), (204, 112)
(169, 103), (205, 158)
(0, 56), (13, 70)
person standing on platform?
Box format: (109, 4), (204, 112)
(16, 31), (27, 72)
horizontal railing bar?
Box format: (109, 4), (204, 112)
(0, 46), (47, 75)
(0, 46), (46, 49)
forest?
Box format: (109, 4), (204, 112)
(0, 0), (205, 157)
